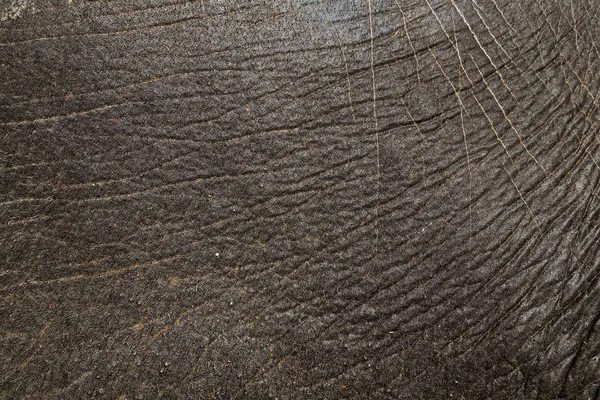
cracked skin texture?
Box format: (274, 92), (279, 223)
(1, 0), (600, 399)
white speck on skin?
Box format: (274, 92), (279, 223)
(215, 252), (219, 257)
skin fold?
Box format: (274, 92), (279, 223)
(1, 0), (599, 398)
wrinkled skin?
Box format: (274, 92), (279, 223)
(1, 0), (600, 399)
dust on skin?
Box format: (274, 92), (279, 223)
(0, 0), (39, 21)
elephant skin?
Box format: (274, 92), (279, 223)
(1, 0), (600, 399)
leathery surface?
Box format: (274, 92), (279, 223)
(1, 1), (599, 399)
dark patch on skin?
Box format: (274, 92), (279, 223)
(1, 0), (600, 399)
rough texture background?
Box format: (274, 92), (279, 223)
(1, 0), (600, 399)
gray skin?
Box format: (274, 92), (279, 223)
(1, 0), (599, 399)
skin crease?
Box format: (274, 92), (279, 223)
(0, 0), (599, 399)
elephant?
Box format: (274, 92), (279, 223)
(1, 0), (599, 398)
